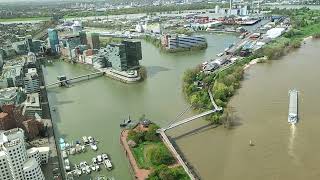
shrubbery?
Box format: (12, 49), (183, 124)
(147, 165), (190, 180)
(146, 145), (175, 166)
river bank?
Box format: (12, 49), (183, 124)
(182, 8), (320, 124)
(43, 33), (238, 179)
(172, 37), (320, 180)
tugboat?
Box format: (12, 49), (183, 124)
(120, 116), (132, 127)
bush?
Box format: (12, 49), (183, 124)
(146, 145), (175, 166)
(313, 32), (320, 38)
(147, 165), (190, 180)
(145, 124), (160, 142)
(128, 130), (145, 144)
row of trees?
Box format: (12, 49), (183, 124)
(144, 35), (162, 48)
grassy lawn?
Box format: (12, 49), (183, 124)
(0, 17), (51, 23)
(131, 141), (169, 169)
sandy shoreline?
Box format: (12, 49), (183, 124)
(243, 56), (267, 70)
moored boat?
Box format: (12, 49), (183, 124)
(103, 159), (113, 170)
(90, 143), (98, 151)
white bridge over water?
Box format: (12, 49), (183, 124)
(157, 90), (222, 180)
(44, 72), (105, 88)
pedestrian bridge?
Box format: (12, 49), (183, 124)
(44, 72), (105, 88)
(158, 90), (223, 180)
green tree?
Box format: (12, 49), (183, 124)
(146, 146), (175, 166)
(213, 82), (228, 101)
(145, 124), (160, 142)
(221, 106), (235, 129)
(128, 130), (145, 144)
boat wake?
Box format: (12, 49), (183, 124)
(288, 124), (299, 164)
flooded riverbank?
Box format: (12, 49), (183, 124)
(170, 39), (320, 180)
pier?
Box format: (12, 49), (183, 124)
(158, 90), (222, 180)
(44, 72), (104, 87)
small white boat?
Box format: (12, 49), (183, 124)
(95, 164), (100, 171)
(69, 148), (76, 155)
(216, 52), (224, 57)
(88, 136), (94, 143)
(62, 150), (68, 159)
(74, 169), (81, 176)
(97, 155), (103, 164)
(102, 153), (108, 160)
(104, 159), (113, 170)
(90, 143), (98, 151)
(85, 166), (91, 174)
(75, 144), (82, 153)
(249, 140), (254, 146)
(92, 157), (97, 164)
(65, 159), (71, 172)
(91, 165), (96, 171)
(82, 136), (89, 144)
(81, 145), (86, 152)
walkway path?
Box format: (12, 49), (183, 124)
(208, 89), (223, 111)
(120, 130), (150, 180)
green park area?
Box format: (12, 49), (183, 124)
(127, 123), (190, 180)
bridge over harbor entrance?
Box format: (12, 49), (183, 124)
(157, 90), (223, 180)
(43, 71), (105, 88)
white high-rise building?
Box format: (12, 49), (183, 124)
(0, 128), (47, 180)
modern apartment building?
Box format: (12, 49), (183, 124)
(24, 68), (40, 94)
(0, 87), (25, 106)
(0, 128), (47, 180)
(99, 40), (142, 71)
(87, 33), (100, 50)
(79, 31), (87, 45)
(0, 65), (23, 88)
(48, 29), (59, 54)
(122, 40), (142, 69)
(161, 34), (207, 49)
(105, 43), (127, 71)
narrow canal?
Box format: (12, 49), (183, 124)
(43, 33), (238, 179)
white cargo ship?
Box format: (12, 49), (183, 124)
(288, 89), (298, 124)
